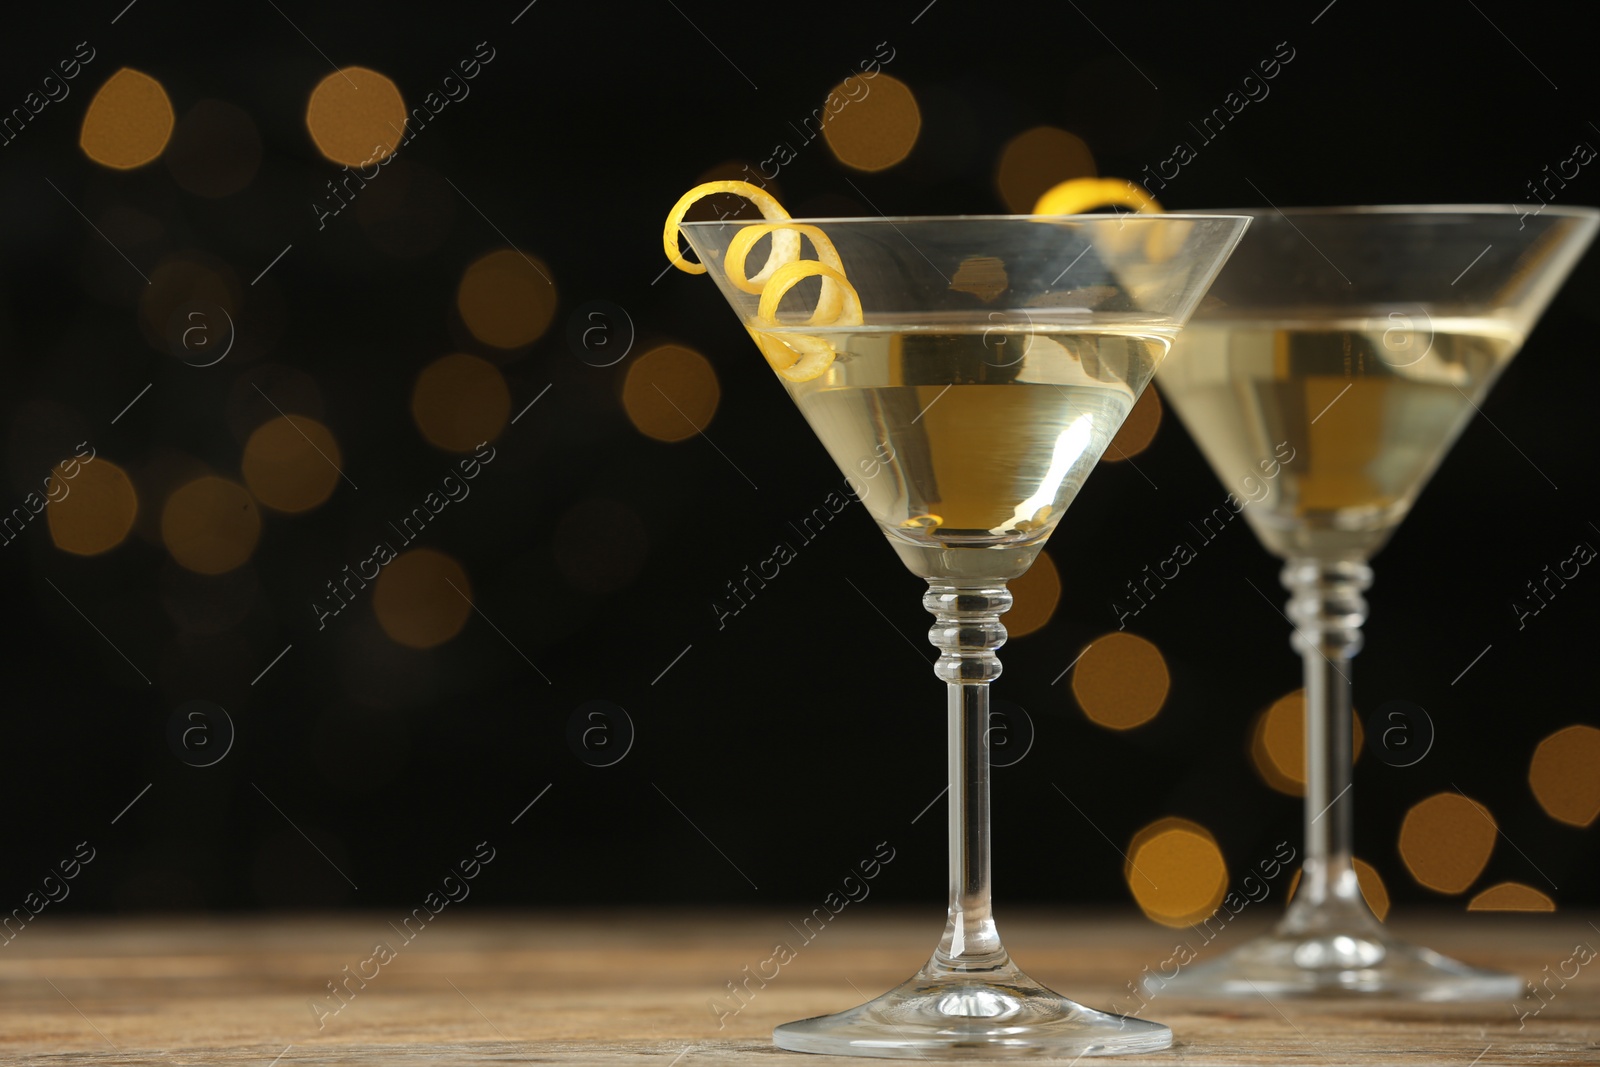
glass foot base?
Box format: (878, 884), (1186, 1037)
(1142, 927), (1523, 1001)
(775, 955), (1171, 1059)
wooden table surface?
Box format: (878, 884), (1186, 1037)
(0, 910), (1594, 1065)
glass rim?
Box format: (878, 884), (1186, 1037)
(681, 205), (1599, 227)
(679, 212), (1251, 228)
(1184, 203), (1600, 220)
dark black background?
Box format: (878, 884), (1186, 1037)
(1, 0), (1594, 920)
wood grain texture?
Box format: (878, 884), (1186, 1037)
(0, 912), (1594, 1065)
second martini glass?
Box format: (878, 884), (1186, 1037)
(1152, 205), (1597, 998)
(680, 211), (1249, 1056)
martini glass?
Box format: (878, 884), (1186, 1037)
(680, 212), (1250, 1057)
(1152, 205), (1598, 999)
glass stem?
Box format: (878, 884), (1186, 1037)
(1281, 557), (1380, 931)
(925, 581), (1011, 972)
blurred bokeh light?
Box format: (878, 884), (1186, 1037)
(622, 344), (720, 443)
(1103, 386), (1162, 462)
(1399, 792), (1497, 894)
(305, 67), (405, 166)
(457, 249), (557, 350)
(373, 548), (473, 649)
(1249, 689), (1364, 796)
(161, 476), (261, 575)
(1072, 632), (1169, 729)
(1352, 857), (1391, 921)
(949, 256), (1009, 302)
(165, 100), (263, 197)
(996, 126), (1097, 214)
(1125, 817), (1227, 926)
(241, 416), (343, 514)
(1467, 881), (1556, 911)
(80, 68), (175, 169)
(47, 457), (138, 556)
(1529, 724), (1600, 827)
(1006, 550), (1059, 639)
(821, 73), (920, 172)
(411, 354), (510, 452)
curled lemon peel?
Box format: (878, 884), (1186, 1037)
(726, 222), (847, 325)
(666, 180), (865, 382)
(1032, 177), (1183, 263)
(663, 180), (794, 276)
(751, 329), (839, 382)
(752, 260), (864, 382)
(757, 260), (862, 327)
(1032, 177), (1163, 216)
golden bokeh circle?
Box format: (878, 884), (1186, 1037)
(373, 548), (472, 649)
(242, 416), (343, 513)
(1103, 386), (1162, 462)
(1353, 857), (1392, 921)
(1529, 724), (1600, 827)
(80, 68), (175, 169)
(622, 345), (720, 443)
(1467, 881), (1556, 912)
(411, 353), (511, 452)
(821, 73), (921, 172)
(1071, 632), (1169, 729)
(1285, 857), (1391, 921)
(161, 476), (261, 575)
(996, 127), (1097, 214)
(1399, 792), (1497, 894)
(1006, 550), (1060, 639)
(305, 67), (406, 167)
(1125, 817), (1227, 927)
(47, 458), (138, 556)
(457, 249), (557, 349)
(1250, 689), (1364, 796)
